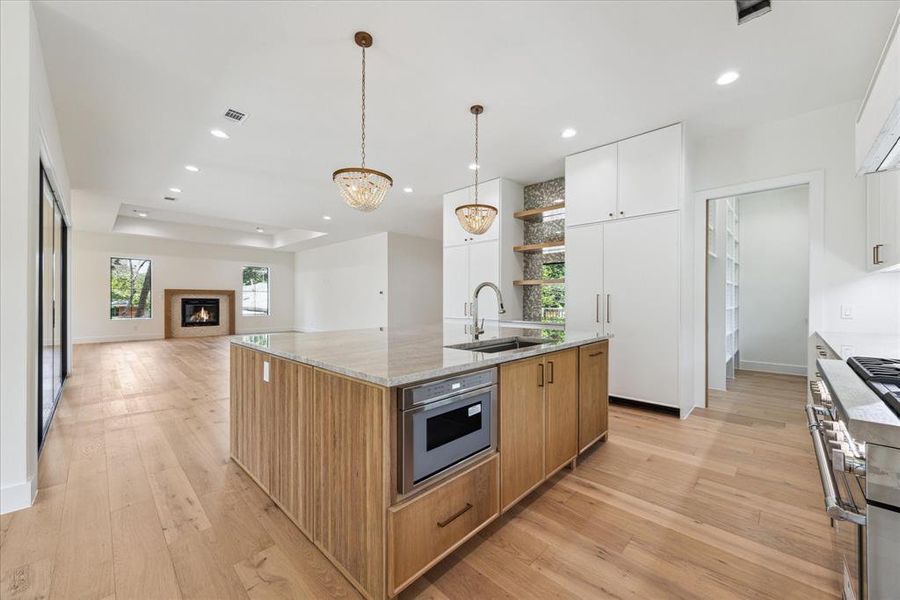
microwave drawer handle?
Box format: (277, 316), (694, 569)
(437, 502), (473, 528)
(805, 404), (866, 526)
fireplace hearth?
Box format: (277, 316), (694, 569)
(182, 298), (220, 327)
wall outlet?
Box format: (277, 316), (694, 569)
(262, 360), (270, 382)
(841, 304), (854, 320)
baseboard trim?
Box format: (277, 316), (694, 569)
(1, 475), (36, 514)
(609, 396), (680, 416)
(739, 360), (806, 376)
(73, 333), (165, 344)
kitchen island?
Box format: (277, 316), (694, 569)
(230, 322), (610, 599)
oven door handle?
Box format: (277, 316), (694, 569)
(805, 403), (867, 526)
(404, 385), (495, 415)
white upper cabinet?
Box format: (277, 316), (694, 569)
(564, 223), (604, 335)
(468, 240), (500, 320)
(617, 124), (682, 219)
(565, 144), (617, 227)
(867, 169), (900, 271)
(443, 244), (470, 318)
(856, 14), (899, 174)
(442, 179), (500, 246)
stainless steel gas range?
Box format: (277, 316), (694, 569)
(808, 351), (900, 600)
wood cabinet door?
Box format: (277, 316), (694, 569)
(564, 223), (604, 335)
(443, 245), (469, 318)
(565, 144), (617, 227)
(499, 355), (546, 511)
(578, 341), (609, 452)
(617, 124), (681, 219)
(270, 358), (314, 534)
(544, 349), (579, 475)
(603, 213), (679, 408)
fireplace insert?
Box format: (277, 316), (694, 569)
(181, 298), (220, 327)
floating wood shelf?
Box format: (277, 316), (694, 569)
(512, 240), (566, 253)
(513, 203), (565, 221)
(513, 278), (565, 286)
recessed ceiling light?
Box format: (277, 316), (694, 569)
(255, 226), (264, 233)
(185, 165), (199, 172)
(561, 128), (577, 139)
(468, 163), (479, 171)
(716, 71), (740, 86)
(403, 187), (413, 193)
(322, 215), (332, 221)
(169, 187), (182, 193)
(210, 128), (230, 139)
(136, 211), (148, 218)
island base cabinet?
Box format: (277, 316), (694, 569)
(579, 341), (609, 453)
(387, 455), (499, 597)
(499, 349), (578, 512)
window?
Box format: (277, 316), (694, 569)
(242, 266), (270, 316)
(110, 257), (152, 319)
(541, 262), (565, 323)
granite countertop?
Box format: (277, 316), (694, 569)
(231, 322), (609, 387)
(817, 331), (900, 360)
(818, 358), (900, 448)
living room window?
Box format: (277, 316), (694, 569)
(242, 266), (270, 316)
(110, 257), (152, 319)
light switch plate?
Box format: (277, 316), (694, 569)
(841, 304), (854, 320)
(841, 345), (854, 357)
(263, 361), (270, 382)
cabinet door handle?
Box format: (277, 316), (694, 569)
(608, 212), (614, 217)
(595, 294), (600, 323)
(538, 363), (544, 387)
(548, 361), (555, 384)
(437, 503), (473, 528)
(606, 294), (611, 324)
(875, 244), (884, 265)
(619, 211), (624, 216)
(589, 350), (605, 357)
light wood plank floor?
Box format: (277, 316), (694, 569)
(1, 339), (838, 599)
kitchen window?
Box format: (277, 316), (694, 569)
(242, 266), (270, 316)
(110, 257), (152, 319)
(541, 262), (565, 323)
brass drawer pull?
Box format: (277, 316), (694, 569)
(548, 360), (555, 384)
(538, 363), (544, 387)
(437, 503), (473, 528)
(588, 350), (605, 357)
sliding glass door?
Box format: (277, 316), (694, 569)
(39, 165), (67, 449)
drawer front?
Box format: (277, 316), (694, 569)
(388, 455), (499, 595)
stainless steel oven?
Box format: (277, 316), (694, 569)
(399, 368), (497, 494)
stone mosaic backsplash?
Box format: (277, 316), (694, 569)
(522, 177), (565, 322)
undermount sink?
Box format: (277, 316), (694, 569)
(445, 337), (546, 354)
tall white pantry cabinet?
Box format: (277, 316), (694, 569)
(565, 123), (685, 410)
(442, 178), (524, 321)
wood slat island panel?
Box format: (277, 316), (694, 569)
(313, 368), (390, 600)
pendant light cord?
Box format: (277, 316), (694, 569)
(361, 45), (366, 169)
(473, 110), (479, 205)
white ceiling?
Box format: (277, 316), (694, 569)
(35, 0), (899, 250)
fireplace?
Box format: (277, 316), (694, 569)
(181, 298), (220, 327)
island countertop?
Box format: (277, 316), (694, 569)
(231, 322), (610, 387)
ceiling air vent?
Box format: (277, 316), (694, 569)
(223, 108), (248, 123)
(736, 0), (772, 25)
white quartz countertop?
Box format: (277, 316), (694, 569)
(817, 331), (900, 360)
(231, 322), (609, 387)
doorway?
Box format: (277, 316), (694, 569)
(38, 163), (68, 450)
(705, 184), (810, 405)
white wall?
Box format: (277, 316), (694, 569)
(294, 233), (389, 331)
(1, 0), (72, 513)
(739, 186), (809, 375)
(72, 231), (295, 342)
(293, 232), (442, 332)
(693, 101), (900, 336)
(387, 233), (442, 329)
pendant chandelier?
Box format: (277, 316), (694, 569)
(333, 31), (392, 212)
(455, 105), (497, 235)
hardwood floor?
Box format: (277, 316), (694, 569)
(0, 340), (838, 599)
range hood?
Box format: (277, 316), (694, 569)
(857, 12), (900, 174)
